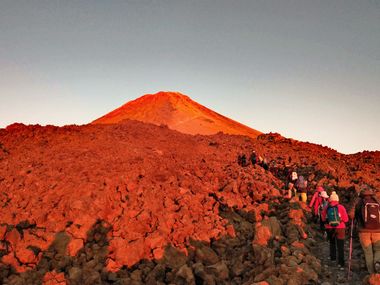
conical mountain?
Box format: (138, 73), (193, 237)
(92, 91), (261, 138)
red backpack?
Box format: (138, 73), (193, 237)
(361, 196), (380, 230)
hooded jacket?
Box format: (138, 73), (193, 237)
(309, 187), (324, 215)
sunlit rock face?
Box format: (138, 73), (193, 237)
(92, 91), (262, 138)
(0, 98), (379, 284)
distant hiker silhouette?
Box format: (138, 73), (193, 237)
(321, 191), (349, 269)
(237, 153), (248, 167)
(349, 188), (380, 274)
(249, 151), (257, 165)
(262, 158), (269, 170)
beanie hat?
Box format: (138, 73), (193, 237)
(320, 191), (329, 199)
(329, 191), (339, 202)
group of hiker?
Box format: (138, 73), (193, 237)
(237, 151), (269, 170)
(237, 152), (380, 275)
(308, 183), (380, 275)
(286, 170), (308, 202)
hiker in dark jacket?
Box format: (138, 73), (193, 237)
(321, 191), (349, 269)
(249, 151), (257, 165)
(262, 158), (269, 170)
(348, 189), (380, 273)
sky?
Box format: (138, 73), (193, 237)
(0, 0), (379, 154)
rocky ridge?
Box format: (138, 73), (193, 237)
(0, 121), (379, 284)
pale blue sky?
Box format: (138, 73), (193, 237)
(0, 0), (379, 154)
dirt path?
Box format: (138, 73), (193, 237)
(309, 221), (369, 284)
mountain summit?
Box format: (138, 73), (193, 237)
(92, 91), (261, 138)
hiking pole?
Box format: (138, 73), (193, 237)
(347, 219), (354, 280)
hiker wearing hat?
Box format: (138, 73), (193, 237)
(309, 186), (330, 230)
(309, 186), (326, 217)
(348, 189), (380, 274)
(321, 191), (349, 269)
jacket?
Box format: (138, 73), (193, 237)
(309, 191), (322, 215)
(322, 201), (348, 229)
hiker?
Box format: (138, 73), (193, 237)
(309, 186), (329, 222)
(262, 158), (269, 170)
(249, 151), (257, 165)
(286, 170), (298, 199)
(309, 186), (324, 216)
(237, 153), (247, 167)
(318, 191), (330, 233)
(237, 154), (243, 166)
(296, 175), (308, 203)
(241, 154), (247, 167)
(348, 189), (380, 274)
(287, 182), (297, 199)
(321, 191), (349, 269)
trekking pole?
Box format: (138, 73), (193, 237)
(347, 219), (354, 280)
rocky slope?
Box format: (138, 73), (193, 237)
(91, 91), (261, 138)
(0, 121), (379, 285)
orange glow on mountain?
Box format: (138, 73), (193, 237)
(92, 91), (261, 138)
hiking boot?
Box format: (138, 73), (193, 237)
(375, 262), (380, 273)
(338, 264), (345, 271)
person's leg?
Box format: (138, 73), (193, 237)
(372, 232), (380, 273)
(359, 232), (374, 274)
(300, 193), (307, 203)
(336, 228), (345, 267)
(327, 229), (336, 260)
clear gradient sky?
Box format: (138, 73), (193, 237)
(0, 0), (379, 154)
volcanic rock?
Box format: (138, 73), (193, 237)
(1, 108), (379, 284)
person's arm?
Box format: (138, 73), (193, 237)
(309, 193), (317, 208)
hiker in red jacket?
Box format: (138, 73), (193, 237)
(321, 191), (349, 269)
(348, 189), (380, 273)
(309, 186), (325, 217)
(309, 187), (329, 230)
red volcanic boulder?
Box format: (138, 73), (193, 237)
(0, 116), (379, 284)
(368, 274), (380, 285)
(43, 271), (66, 285)
(253, 222), (272, 246)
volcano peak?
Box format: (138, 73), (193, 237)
(92, 91), (261, 138)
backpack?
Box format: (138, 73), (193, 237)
(296, 176), (307, 190)
(361, 196), (380, 230)
(326, 205), (341, 227)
